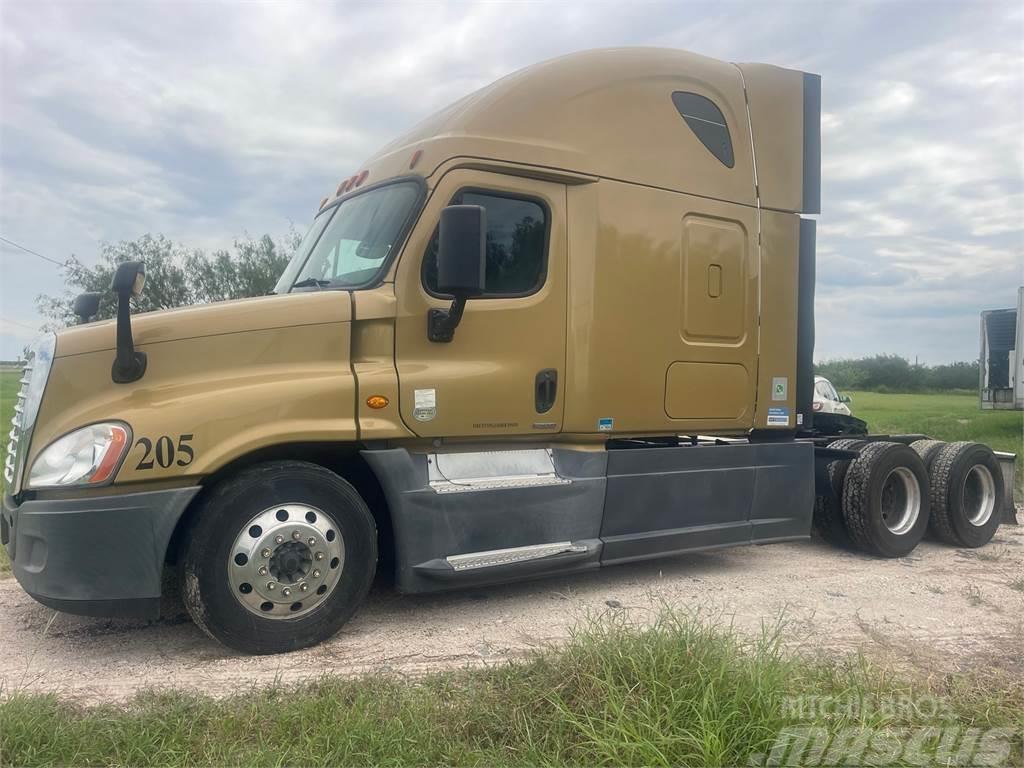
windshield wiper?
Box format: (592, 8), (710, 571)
(292, 278), (331, 290)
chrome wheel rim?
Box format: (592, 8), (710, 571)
(229, 503), (345, 619)
(963, 464), (996, 527)
(880, 466), (920, 535)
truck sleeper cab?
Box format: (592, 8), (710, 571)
(2, 48), (1014, 654)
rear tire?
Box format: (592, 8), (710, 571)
(842, 441), (930, 558)
(179, 461), (377, 655)
(910, 439), (946, 470)
(927, 442), (1004, 548)
(812, 438), (864, 548)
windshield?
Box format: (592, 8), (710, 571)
(274, 180), (421, 293)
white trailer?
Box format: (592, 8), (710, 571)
(980, 286), (1024, 410)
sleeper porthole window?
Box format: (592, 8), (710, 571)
(671, 91), (735, 168)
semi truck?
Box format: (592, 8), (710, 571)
(2, 48), (1016, 655)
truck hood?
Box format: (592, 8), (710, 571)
(55, 292), (353, 358)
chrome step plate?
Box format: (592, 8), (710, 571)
(427, 448), (571, 494)
(446, 541), (588, 571)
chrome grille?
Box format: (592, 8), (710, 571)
(4, 363), (33, 488)
(3, 330), (55, 494)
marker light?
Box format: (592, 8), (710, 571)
(355, 170), (369, 187)
(28, 422), (131, 488)
(366, 395), (389, 410)
(336, 180), (347, 196)
(318, 196), (328, 211)
(409, 149), (423, 169)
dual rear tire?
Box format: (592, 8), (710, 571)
(816, 439), (1004, 557)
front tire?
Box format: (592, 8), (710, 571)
(180, 461), (377, 654)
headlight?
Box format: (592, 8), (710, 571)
(28, 422), (131, 488)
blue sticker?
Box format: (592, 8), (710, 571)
(598, 417), (614, 431)
(767, 407), (790, 426)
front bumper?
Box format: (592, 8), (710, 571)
(2, 486), (200, 619)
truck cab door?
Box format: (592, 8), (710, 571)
(393, 169), (567, 437)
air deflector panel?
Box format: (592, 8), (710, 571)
(672, 92), (735, 168)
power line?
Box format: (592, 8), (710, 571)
(0, 236), (64, 267)
(1, 317), (40, 332)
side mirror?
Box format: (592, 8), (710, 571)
(840, 394), (852, 404)
(111, 261), (146, 297)
(428, 205), (486, 342)
(110, 261), (147, 384)
(72, 292), (101, 324)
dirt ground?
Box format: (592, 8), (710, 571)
(2, 519), (1022, 704)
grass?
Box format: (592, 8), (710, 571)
(1, 610), (1021, 767)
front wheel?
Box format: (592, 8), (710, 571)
(180, 461), (377, 654)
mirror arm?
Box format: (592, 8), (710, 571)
(111, 292), (147, 384)
(427, 297), (468, 343)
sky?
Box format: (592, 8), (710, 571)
(0, 0), (1021, 363)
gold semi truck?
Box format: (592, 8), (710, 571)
(3, 49), (1016, 654)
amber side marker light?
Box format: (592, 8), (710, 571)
(366, 395), (389, 409)
(409, 149), (423, 169)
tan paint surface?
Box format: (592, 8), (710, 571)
(392, 168), (568, 437)
(736, 63), (808, 214)
(30, 293), (355, 487)
(563, 179), (759, 434)
(754, 209), (801, 429)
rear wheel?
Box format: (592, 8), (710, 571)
(927, 442), (1004, 548)
(842, 441), (930, 557)
(180, 461), (377, 654)
(812, 438), (864, 548)
(910, 439), (946, 470)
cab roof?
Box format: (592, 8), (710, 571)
(363, 47), (819, 214)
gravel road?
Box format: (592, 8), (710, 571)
(2, 521), (1022, 704)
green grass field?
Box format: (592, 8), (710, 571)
(2, 611), (1021, 767)
(849, 390), (1023, 493)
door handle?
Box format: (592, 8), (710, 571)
(535, 369), (557, 414)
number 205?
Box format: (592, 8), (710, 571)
(135, 434), (195, 470)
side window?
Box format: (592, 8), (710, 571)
(671, 91), (734, 168)
(424, 190), (548, 297)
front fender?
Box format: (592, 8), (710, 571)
(28, 320), (356, 486)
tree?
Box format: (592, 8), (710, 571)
(37, 231), (298, 329)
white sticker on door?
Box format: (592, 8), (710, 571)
(414, 388), (437, 422)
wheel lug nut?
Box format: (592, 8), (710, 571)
(299, 583), (308, 592)
(258, 566), (267, 576)
(282, 588), (291, 597)
(307, 537), (316, 546)
(275, 535), (284, 544)
(261, 548), (271, 558)
(267, 582), (276, 591)
(292, 530), (301, 540)
(315, 552), (324, 561)
(312, 569), (321, 578)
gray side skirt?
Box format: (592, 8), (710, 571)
(363, 441), (814, 594)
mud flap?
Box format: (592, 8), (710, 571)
(995, 451), (1019, 525)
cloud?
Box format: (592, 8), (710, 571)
(0, 0), (1021, 363)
